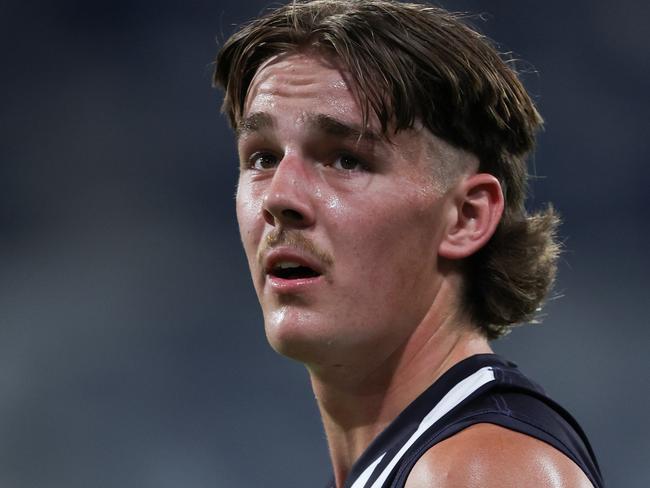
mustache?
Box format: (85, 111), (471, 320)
(257, 229), (334, 268)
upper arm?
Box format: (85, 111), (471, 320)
(404, 423), (594, 488)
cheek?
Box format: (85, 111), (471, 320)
(335, 193), (442, 283)
(235, 183), (264, 261)
(353, 191), (439, 244)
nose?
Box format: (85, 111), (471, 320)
(262, 155), (315, 228)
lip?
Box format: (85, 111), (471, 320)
(263, 247), (326, 293)
(266, 274), (324, 293)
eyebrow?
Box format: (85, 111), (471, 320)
(236, 111), (383, 144)
(236, 112), (275, 139)
(308, 113), (382, 143)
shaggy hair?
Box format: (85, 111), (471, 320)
(213, 0), (560, 339)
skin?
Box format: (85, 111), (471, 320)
(235, 51), (591, 487)
(405, 424), (595, 488)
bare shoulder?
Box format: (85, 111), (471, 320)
(405, 423), (594, 488)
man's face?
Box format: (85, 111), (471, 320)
(236, 52), (457, 368)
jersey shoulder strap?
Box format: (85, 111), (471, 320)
(388, 357), (604, 488)
(337, 354), (604, 488)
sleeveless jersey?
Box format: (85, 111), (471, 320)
(326, 354), (604, 488)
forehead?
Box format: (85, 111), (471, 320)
(243, 52), (361, 123)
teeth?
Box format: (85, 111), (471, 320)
(275, 261), (302, 269)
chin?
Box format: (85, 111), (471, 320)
(263, 308), (337, 363)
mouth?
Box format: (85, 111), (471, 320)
(268, 261), (322, 280)
(263, 250), (326, 292)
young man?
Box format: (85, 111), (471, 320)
(214, 1), (603, 487)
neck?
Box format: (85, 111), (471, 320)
(308, 294), (492, 487)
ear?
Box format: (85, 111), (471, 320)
(438, 173), (504, 260)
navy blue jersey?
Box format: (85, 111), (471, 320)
(327, 354), (603, 488)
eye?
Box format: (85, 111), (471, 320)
(249, 152), (278, 170)
(331, 154), (365, 171)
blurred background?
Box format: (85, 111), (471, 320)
(0, 0), (648, 487)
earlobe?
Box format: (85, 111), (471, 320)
(438, 173), (504, 260)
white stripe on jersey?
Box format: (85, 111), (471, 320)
(349, 366), (496, 488)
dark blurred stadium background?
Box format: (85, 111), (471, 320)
(0, 1), (648, 487)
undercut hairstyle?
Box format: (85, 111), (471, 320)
(213, 0), (560, 339)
